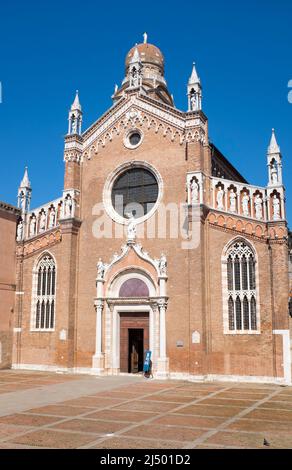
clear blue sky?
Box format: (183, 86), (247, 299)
(0, 0), (291, 225)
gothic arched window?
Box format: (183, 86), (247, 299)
(225, 241), (258, 332)
(32, 254), (56, 330)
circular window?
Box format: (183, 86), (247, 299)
(111, 167), (159, 218)
(124, 129), (144, 149)
(129, 132), (141, 146)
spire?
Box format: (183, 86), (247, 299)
(143, 32), (148, 44)
(68, 90), (83, 135)
(20, 167), (31, 189)
(71, 90), (81, 111)
(187, 62), (202, 112)
(189, 62), (200, 85)
(18, 167), (32, 213)
(268, 128), (280, 154)
(267, 128), (282, 186)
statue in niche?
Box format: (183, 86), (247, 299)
(29, 216), (36, 237)
(191, 179), (199, 204)
(71, 115), (77, 134)
(216, 186), (224, 210)
(254, 194), (263, 220)
(64, 196), (72, 217)
(242, 192), (250, 216)
(20, 194), (27, 213)
(130, 66), (141, 88)
(271, 163), (278, 185)
(229, 189), (237, 212)
(97, 259), (105, 279)
(272, 195), (281, 220)
(190, 91), (197, 111)
(17, 220), (23, 241)
(39, 211), (46, 232)
(48, 208), (56, 228)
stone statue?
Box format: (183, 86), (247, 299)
(229, 189), (237, 212)
(271, 163), (278, 185)
(71, 115), (77, 134)
(97, 259), (105, 279)
(190, 92), (197, 111)
(191, 179), (199, 204)
(64, 196), (72, 217)
(17, 220), (23, 241)
(272, 195), (281, 220)
(20, 194), (26, 213)
(216, 187), (224, 210)
(254, 194), (263, 220)
(242, 192), (250, 216)
(29, 216), (36, 237)
(127, 213), (136, 241)
(39, 211), (46, 232)
(48, 208), (56, 228)
(159, 253), (167, 276)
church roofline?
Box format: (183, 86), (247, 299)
(0, 200), (21, 217)
(210, 143), (248, 184)
(81, 92), (208, 144)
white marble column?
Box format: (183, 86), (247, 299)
(159, 301), (166, 358)
(92, 299), (104, 373)
(157, 299), (169, 378)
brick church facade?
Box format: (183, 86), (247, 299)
(4, 37), (291, 384)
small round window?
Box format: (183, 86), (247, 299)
(124, 129), (143, 149)
(129, 132), (141, 146)
(111, 167), (159, 218)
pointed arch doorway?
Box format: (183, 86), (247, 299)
(109, 273), (155, 374)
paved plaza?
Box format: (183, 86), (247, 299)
(0, 370), (291, 449)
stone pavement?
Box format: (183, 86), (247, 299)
(0, 370), (291, 449)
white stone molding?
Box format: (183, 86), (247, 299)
(123, 127), (144, 150)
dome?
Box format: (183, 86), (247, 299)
(126, 43), (164, 70)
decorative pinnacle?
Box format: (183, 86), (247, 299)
(268, 128), (280, 154)
(71, 90), (82, 111)
(20, 167), (31, 188)
(189, 62), (200, 84)
(130, 45), (141, 64)
(143, 32), (148, 44)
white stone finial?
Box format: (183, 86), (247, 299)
(71, 90), (81, 111)
(114, 84), (118, 93)
(189, 62), (200, 85)
(20, 167), (31, 189)
(130, 46), (141, 64)
(143, 32), (148, 44)
(268, 128), (280, 154)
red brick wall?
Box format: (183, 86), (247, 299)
(0, 204), (19, 369)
